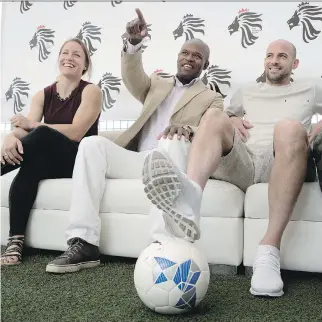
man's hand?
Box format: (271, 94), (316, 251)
(308, 120), (322, 145)
(125, 8), (148, 45)
(1, 133), (23, 165)
(10, 114), (34, 131)
(229, 116), (253, 142)
(157, 126), (192, 141)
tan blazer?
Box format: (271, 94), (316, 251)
(115, 50), (224, 151)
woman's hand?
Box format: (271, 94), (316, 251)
(1, 133), (24, 165)
(10, 114), (34, 131)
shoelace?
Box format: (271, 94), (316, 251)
(59, 239), (84, 259)
(253, 251), (280, 273)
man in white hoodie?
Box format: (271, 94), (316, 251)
(142, 39), (322, 297)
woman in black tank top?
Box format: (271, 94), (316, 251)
(0, 38), (102, 266)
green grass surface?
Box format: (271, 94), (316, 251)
(1, 248), (322, 322)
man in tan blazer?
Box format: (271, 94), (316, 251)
(46, 8), (223, 274)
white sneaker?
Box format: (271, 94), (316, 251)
(250, 245), (284, 297)
(142, 148), (202, 242)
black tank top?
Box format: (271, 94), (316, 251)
(43, 79), (100, 138)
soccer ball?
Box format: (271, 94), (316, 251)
(134, 238), (210, 315)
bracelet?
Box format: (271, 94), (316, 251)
(182, 125), (194, 141)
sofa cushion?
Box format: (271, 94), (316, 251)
(245, 183), (322, 221)
(1, 170), (244, 219)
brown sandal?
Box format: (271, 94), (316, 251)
(0, 235), (25, 266)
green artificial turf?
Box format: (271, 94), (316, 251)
(1, 248), (322, 322)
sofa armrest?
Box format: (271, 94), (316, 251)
(99, 130), (125, 142)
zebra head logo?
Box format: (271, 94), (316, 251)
(153, 69), (174, 79)
(5, 78), (31, 114)
(122, 24), (152, 53)
(76, 22), (102, 56)
(201, 65), (232, 98)
(97, 73), (122, 111)
(111, 1), (122, 7)
(256, 71), (294, 83)
(29, 25), (55, 62)
(63, 1), (77, 10)
(287, 2), (322, 43)
(20, 1), (33, 14)
(228, 8), (263, 48)
(173, 14), (205, 41)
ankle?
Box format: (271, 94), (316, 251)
(260, 234), (281, 249)
(187, 175), (206, 190)
(9, 234), (25, 238)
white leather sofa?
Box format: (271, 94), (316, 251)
(0, 131), (244, 268)
(244, 182), (322, 273)
(1, 131), (321, 273)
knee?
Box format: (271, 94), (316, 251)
(78, 135), (108, 152)
(199, 108), (231, 133)
(274, 120), (308, 143)
(158, 134), (191, 151)
(274, 120), (308, 152)
(32, 126), (59, 138)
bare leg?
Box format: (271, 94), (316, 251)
(142, 109), (235, 241)
(251, 120), (308, 297)
(187, 109), (234, 189)
(262, 120), (308, 248)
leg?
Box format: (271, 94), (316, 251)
(251, 120), (309, 297)
(46, 136), (147, 273)
(142, 109), (254, 241)
(148, 135), (191, 242)
(1, 127), (79, 266)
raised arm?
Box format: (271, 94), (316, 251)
(121, 8), (151, 104)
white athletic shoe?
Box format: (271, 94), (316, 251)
(142, 148), (202, 242)
(250, 245), (284, 297)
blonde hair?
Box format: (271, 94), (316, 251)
(57, 37), (93, 80)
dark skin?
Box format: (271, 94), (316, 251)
(126, 9), (210, 141)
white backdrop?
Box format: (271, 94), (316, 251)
(1, 1), (322, 125)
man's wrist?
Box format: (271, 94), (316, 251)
(182, 125), (194, 140)
(128, 38), (142, 46)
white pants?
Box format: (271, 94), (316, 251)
(65, 135), (191, 246)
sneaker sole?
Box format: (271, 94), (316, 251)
(250, 287), (284, 297)
(142, 149), (200, 241)
(46, 260), (100, 274)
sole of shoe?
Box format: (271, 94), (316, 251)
(45, 260), (100, 274)
(250, 287), (284, 297)
(142, 149), (200, 241)
(0, 260), (22, 266)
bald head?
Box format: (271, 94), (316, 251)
(176, 38), (210, 84)
(182, 38), (210, 62)
(264, 39), (299, 86)
(267, 39), (297, 59)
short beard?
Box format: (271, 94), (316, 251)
(266, 71), (290, 85)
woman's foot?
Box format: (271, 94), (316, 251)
(0, 235), (25, 266)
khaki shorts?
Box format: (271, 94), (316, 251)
(211, 131), (316, 192)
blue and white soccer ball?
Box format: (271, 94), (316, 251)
(134, 238), (210, 315)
